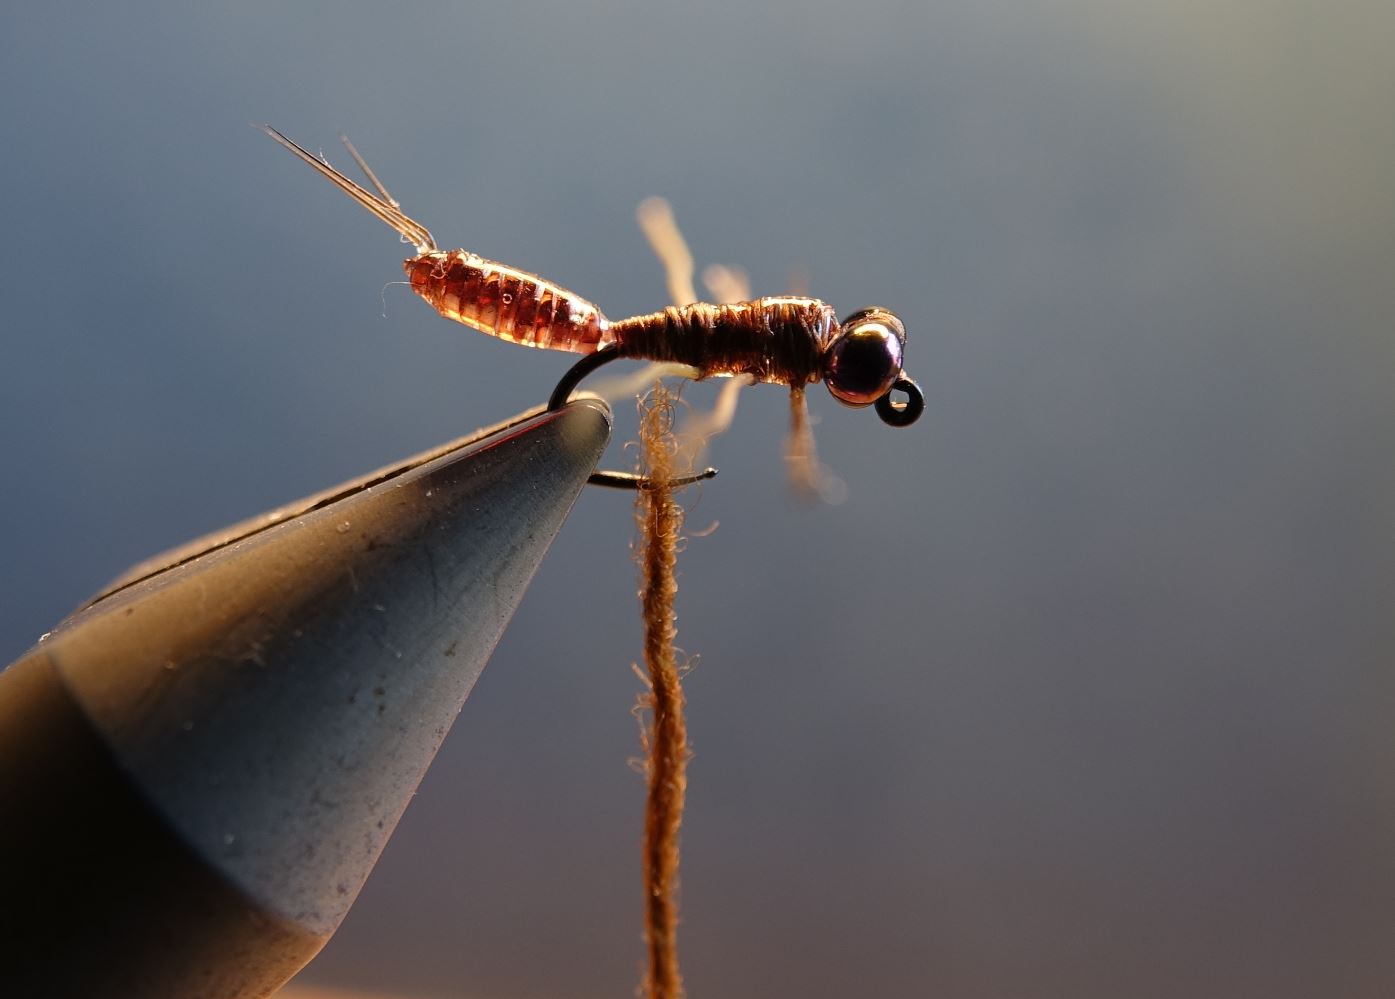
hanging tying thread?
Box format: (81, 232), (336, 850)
(635, 383), (692, 999)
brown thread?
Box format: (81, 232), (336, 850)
(635, 384), (690, 999)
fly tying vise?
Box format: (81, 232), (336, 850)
(261, 126), (925, 489)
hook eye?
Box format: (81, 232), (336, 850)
(874, 376), (924, 427)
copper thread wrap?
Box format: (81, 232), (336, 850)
(636, 385), (690, 999)
(613, 297), (838, 386)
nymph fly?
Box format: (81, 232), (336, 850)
(261, 126), (924, 489)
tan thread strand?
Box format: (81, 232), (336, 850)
(786, 384), (821, 498)
(636, 385), (689, 999)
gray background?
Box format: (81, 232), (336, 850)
(3, 3), (1393, 997)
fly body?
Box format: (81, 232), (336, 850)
(262, 126), (924, 490)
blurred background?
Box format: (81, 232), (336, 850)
(2, 2), (1393, 997)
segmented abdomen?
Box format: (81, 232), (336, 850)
(612, 297), (838, 386)
(406, 251), (613, 353)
